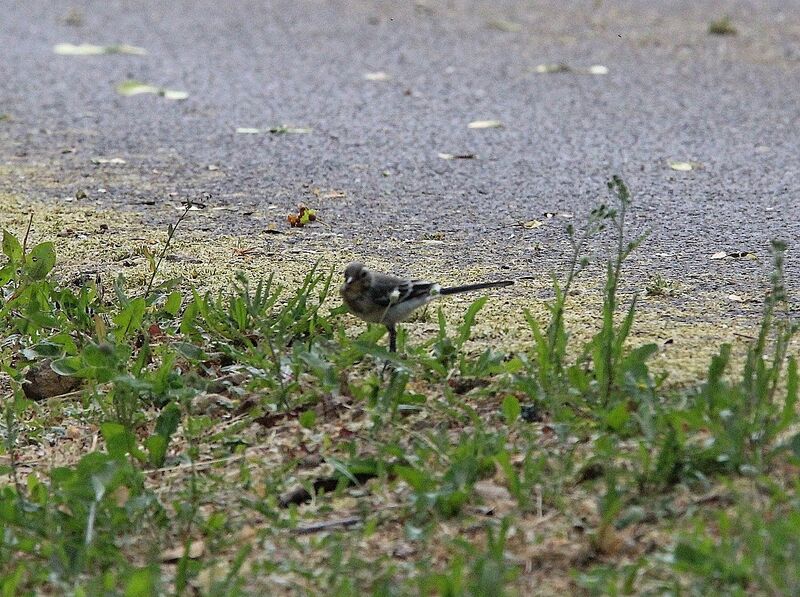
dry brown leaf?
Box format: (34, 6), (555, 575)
(112, 485), (130, 507)
(594, 525), (624, 556)
(160, 539), (205, 562)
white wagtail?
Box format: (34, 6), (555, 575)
(339, 262), (514, 352)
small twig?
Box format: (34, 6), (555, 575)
(145, 440), (285, 480)
(21, 213), (33, 255)
(292, 516), (362, 535)
(733, 332), (757, 341)
(290, 504), (405, 534)
(146, 451), (248, 478)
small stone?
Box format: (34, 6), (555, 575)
(23, 359), (81, 401)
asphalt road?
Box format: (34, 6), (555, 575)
(2, 0), (799, 297)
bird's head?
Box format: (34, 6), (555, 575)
(340, 262), (372, 297)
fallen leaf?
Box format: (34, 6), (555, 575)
(160, 539), (205, 562)
(236, 126), (312, 134)
(191, 393), (235, 417)
(54, 43), (147, 56)
(364, 71), (390, 81)
(487, 19), (522, 32)
(533, 63), (570, 74)
(116, 80), (188, 100)
(116, 80), (159, 96)
(91, 157), (126, 165)
(710, 251), (727, 259)
(312, 189), (347, 199)
(193, 563), (227, 593)
(668, 161), (695, 171)
(468, 119), (503, 129)
(521, 220), (542, 229)
(594, 525), (629, 556)
(269, 125), (313, 134)
(438, 152), (476, 160)
(55, 43), (103, 55)
(586, 65), (609, 75)
(112, 485), (130, 507)
(533, 63), (608, 75)
(161, 89), (189, 100)
(65, 425), (83, 439)
(728, 294), (745, 302)
(288, 204), (317, 228)
(474, 479), (513, 502)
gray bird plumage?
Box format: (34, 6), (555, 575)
(339, 262), (514, 352)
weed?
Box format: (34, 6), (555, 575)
(645, 274), (682, 297)
(2, 183), (799, 595)
(674, 496), (800, 594)
(686, 240), (798, 473)
(418, 518), (518, 596)
(522, 177), (657, 422)
(708, 16), (737, 36)
(523, 197), (604, 400)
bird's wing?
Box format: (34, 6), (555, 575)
(368, 277), (438, 307)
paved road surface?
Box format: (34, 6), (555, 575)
(1, 1), (799, 299)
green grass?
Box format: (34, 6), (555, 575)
(1, 177), (799, 595)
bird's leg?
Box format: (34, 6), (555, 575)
(381, 324), (398, 377)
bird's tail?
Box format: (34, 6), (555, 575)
(439, 280), (514, 296)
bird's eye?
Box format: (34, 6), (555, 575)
(360, 270), (368, 278)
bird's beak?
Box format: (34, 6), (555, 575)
(345, 276), (353, 285)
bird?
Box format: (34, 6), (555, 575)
(339, 262), (514, 352)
